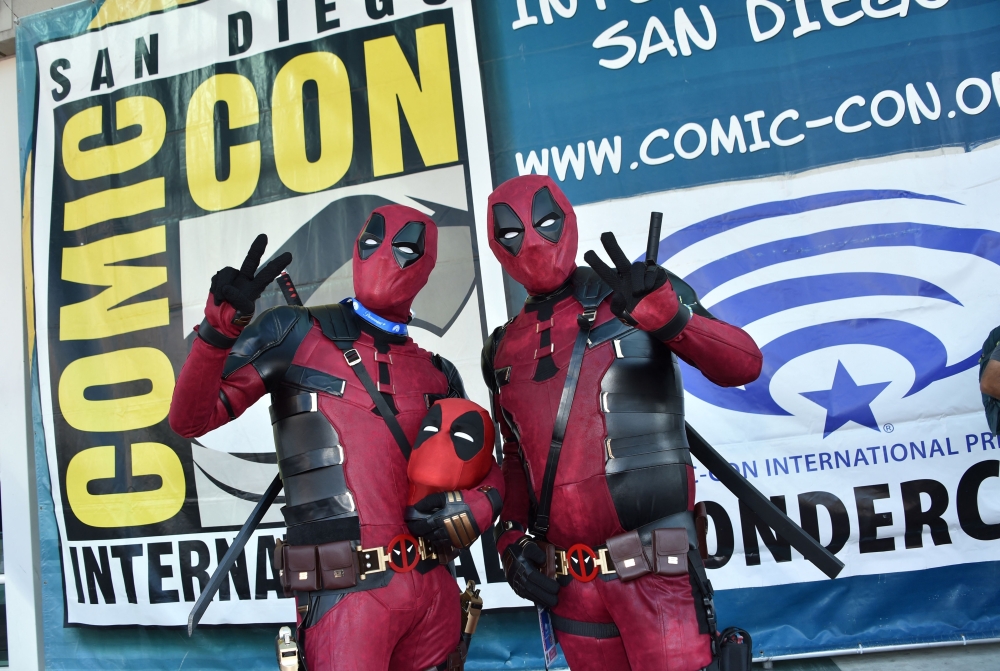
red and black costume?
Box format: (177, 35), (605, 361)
(170, 206), (503, 671)
(483, 176), (762, 671)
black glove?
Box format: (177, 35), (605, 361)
(210, 234), (293, 319)
(404, 491), (481, 557)
(583, 231), (671, 326)
(502, 536), (560, 608)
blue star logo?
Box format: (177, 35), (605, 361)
(800, 361), (890, 438)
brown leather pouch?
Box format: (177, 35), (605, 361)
(283, 545), (321, 592)
(317, 541), (358, 590)
(534, 540), (558, 579)
(605, 530), (651, 582)
(274, 539), (289, 596)
(653, 528), (690, 576)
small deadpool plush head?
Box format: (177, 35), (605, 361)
(487, 174), (579, 296)
(353, 204), (438, 323)
(407, 398), (495, 505)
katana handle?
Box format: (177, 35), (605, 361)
(188, 474), (283, 635)
(277, 271), (303, 307)
(685, 423), (845, 579)
(645, 212), (663, 266)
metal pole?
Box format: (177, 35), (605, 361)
(754, 635), (1000, 666)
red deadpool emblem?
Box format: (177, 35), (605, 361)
(566, 543), (599, 582)
(387, 534), (419, 573)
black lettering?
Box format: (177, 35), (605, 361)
(148, 542), (180, 604)
(739, 496), (790, 565)
(855, 484), (895, 553)
(277, 0), (290, 42)
(69, 546), (85, 603)
(110, 544), (143, 604)
(134, 34), (159, 78)
(424, 0), (447, 4)
(178, 540), (212, 602)
(957, 460), (1000, 541)
(315, 0), (340, 33)
(215, 538), (252, 601)
(797, 491), (850, 555)
(255, 536), (283, 599)
(478, 524), (506, 583)
(82, 546), (116, 604)
(900, 479), (951, 548)
(90, 48), (114, 92)
(228, 11), (253, 56)
(702, 500), (734, 569)
(366, 0), (394, 19)
(50, 59), (71, 102)
(454, 547), (481, 584)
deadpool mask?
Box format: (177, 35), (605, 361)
(487, 174), (578, 296)
(407, 399), (495, 505)
(353, 204), (438, 324)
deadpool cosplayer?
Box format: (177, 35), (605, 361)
(483, 176), (763, 671)
(169, 205), (503, 671)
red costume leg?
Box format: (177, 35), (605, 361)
(303, 590), (397, 671)
(600, 574), (713, 671)
(552, 580), (631, 671)
(389, 568), (461, 671)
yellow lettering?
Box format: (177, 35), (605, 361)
(186, 73), (261, 211)
(63, 178), (165, 231)
(365, 24), (458, 177)
(66, 443), (185, 527)
(58, 346), (174, 433)
(272, 52), (354, 193)
(62, 96), (166, 181)
(60, 227), (167, 340)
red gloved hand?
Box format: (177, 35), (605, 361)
(584, 231), (687, 336)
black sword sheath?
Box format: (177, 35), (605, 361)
(188, 473), (284, 634)
(686, 424), (845, 579)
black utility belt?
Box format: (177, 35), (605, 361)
(275, 534), (441, 595)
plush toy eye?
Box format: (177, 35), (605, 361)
(450, 411), (486, 461)
(454, 431), (474, 442)
(413, 403), (442, 450)
(423, 426), (439, 433)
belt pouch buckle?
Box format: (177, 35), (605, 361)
(284, 545), (321, 592)
(317, 541), (358, 589)
(605, 530), (651, 582)
(652, 528), (690, 576)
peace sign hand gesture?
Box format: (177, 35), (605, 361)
(210, 234), (293, 322)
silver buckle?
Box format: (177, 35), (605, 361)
(344, 349), (362, 367)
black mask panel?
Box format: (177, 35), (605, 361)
(492, 203), (525, 256)
(413, 403), (442, 451)
(531, 187), (564, 243)
(358, 212), (385, 260)
(450, 410), (486, 461)
(392, 221), (426, 269)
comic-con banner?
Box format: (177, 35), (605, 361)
(28, 0), (503, 627)
(472, 0), (1000, 655)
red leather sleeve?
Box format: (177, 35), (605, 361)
(464, 461), (505, 536)
(168, 336), (266, 438)
(666, 313), (763, 388)
(494, 401), (532, 555)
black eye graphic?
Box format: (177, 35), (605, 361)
(531, 187), (564, 243)
(450, 410), (485, 461)
(392, 221), (426, 269)
(492, 203), (524, 256)
(413, 403), (442, 450)
(358, 213), (385, 260)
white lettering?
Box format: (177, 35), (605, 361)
(674, 123), (708, 159)
(835, 95), (871, 133)
(640, 129), (674, 165)
(588, 136), (622, 175)
(639, 16), (678, 63)
(747, 0), (785, 42)
(675, 6), (717, 55)
(516, 149), (549, 175)
(743, 110), (771, 151)
(551, 143), (586, 181)
(871, 90), (906, 127)
(769, 109), (805, 146)
(711, 116), (747, 155)
(593, 20), (636, 69)
(905, 82), (941, 124)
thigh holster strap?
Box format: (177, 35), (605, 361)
(550, 613), (621, 639)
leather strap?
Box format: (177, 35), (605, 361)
(341, 347), (412, 461)
(549, 613), (621, 639)
(282, 493), (356, 526)
(279, 446), (344, 478)
(650, 304), (692, 341)
(533, 310), (596, 538)
(197, 318), (239, 349)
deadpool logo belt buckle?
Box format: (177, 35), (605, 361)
(387, 534), (420, 573)
(565, 543), (600, 582)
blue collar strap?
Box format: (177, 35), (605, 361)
(342, 297), (408, 336)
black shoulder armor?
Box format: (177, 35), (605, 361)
(308, 303), (362, 346)
(571, 266), (613, 310)
(223, 306), (313, 389)
(481, 322), (511, 394)
(432, 354), (467, 399)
